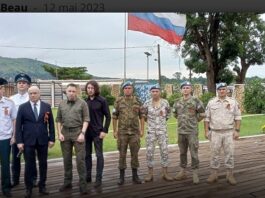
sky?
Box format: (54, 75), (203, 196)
(0, 13), (264, 80)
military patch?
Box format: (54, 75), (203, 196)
(226, 103), (231, 110)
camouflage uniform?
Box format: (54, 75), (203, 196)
(142, 98), (170, 168)
(56, 98), (90, 190)
(173, 96), (205, 169)
(205, 96), (241, 169)
(112, 96), (143, 170)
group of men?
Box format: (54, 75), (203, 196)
(0, 74), (241, 198)
(112, 80), (240, 187)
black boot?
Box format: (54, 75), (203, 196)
(132, 168), (142, 184)
(117, 169), (125, 185)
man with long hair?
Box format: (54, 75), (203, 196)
(84, 80), (111, 188)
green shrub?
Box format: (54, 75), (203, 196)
(105, 95), (116, 106)
(161, 90), (167, 99)
(244, 79), (265, 113)
(167, 92), (182, 107)
(199, 92), (215, 108)
(100, 85), (111, 97)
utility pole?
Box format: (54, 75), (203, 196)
(144, 52), (151, 81)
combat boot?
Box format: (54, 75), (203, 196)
(192, 169), (200, 184)
(207, 169), (218, 184)
(144, 167), (153, 182)
(117, 169), (125, 185)
(162, 167), (174, 181)
(226, 169), (237, 185)
(175, 168), (187, 180)
(132, 168), (142, 184)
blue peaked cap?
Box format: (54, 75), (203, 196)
(0, 77), (8, 86)
(15, 73), (31, 84)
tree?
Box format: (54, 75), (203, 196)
(182, 13), (265, 93)
(173, 72), (182, 81)
(224, 14), (265, 83)
(43, 65), (92, 80)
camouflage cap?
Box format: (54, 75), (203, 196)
(122, 81), (133, 89)
(180, 81), (192, 89)
(150, 84), (161, 91)
(216, 82), (227, 90)
(15, 73), (31, 84)
(0, 77), (8, 86)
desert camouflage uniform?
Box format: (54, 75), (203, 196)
(142, 98), (170, 168)
(173, 96), (205, 169)
(205, 96), (241, 169)
(112, 96), (144, 170)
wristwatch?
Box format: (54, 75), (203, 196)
(235, 129), (240, 132)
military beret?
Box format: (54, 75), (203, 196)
(180, 81), (192, 89)
(216, 82), (227, 90)
(15, 73), (31, 84)
(122, 81), (133, 89)
(0, 77), (8, 86)
(150, 84), (161, 91)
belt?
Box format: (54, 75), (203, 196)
(63, 126), (82, 132)
(211, 129), (234, 133)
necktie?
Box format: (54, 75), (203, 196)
(34, 103), (38, 121)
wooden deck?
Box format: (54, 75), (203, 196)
(8, 135), (265, 198)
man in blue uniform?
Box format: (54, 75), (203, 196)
(0, 78), (17, 197)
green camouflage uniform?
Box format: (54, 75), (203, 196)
(56, 98), (90, 190)
(173, 96), (205, 169)
(112, 96), (143, 170)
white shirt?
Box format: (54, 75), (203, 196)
(0, 97), (17, 140)
(10, 92), (29, 111)
(30, 100), (41, 116)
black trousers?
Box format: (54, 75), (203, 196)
(85, 136), (104, 180)
(12, 143), (37, 183)
(24, 142), (48, 190)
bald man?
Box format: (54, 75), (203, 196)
(16, 86), (55, 198)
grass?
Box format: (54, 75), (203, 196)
(48, 108), (265, 159)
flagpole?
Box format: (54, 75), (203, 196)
(157, 44), (162, 87)
(123, 13), (127, 82)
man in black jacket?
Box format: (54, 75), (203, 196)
(16, 86), (55, 198)
(85, 80), (111, 188)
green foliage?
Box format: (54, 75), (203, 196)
(161, 90), (167, 99)
(199, 92), (216, 108)
(244, 79), (265, 113)
(182, 13), (265, 92)
(100, 85), (115, 105)
(167, 92), (182, 107)
(43, 65), (92, 80)
(100, 85), (111, 97)
(105, 95), (116, 106)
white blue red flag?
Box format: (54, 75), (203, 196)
(128, 13), (186, 45)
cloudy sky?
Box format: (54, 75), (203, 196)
(0, 13), (264, 80)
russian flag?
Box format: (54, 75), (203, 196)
(128, 13), (186, 45)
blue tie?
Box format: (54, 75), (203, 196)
(34, 103), (38, 121)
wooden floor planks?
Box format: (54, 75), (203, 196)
(6, 135), (265, 198)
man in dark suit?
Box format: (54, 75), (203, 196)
(16, 86), (55, 198)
